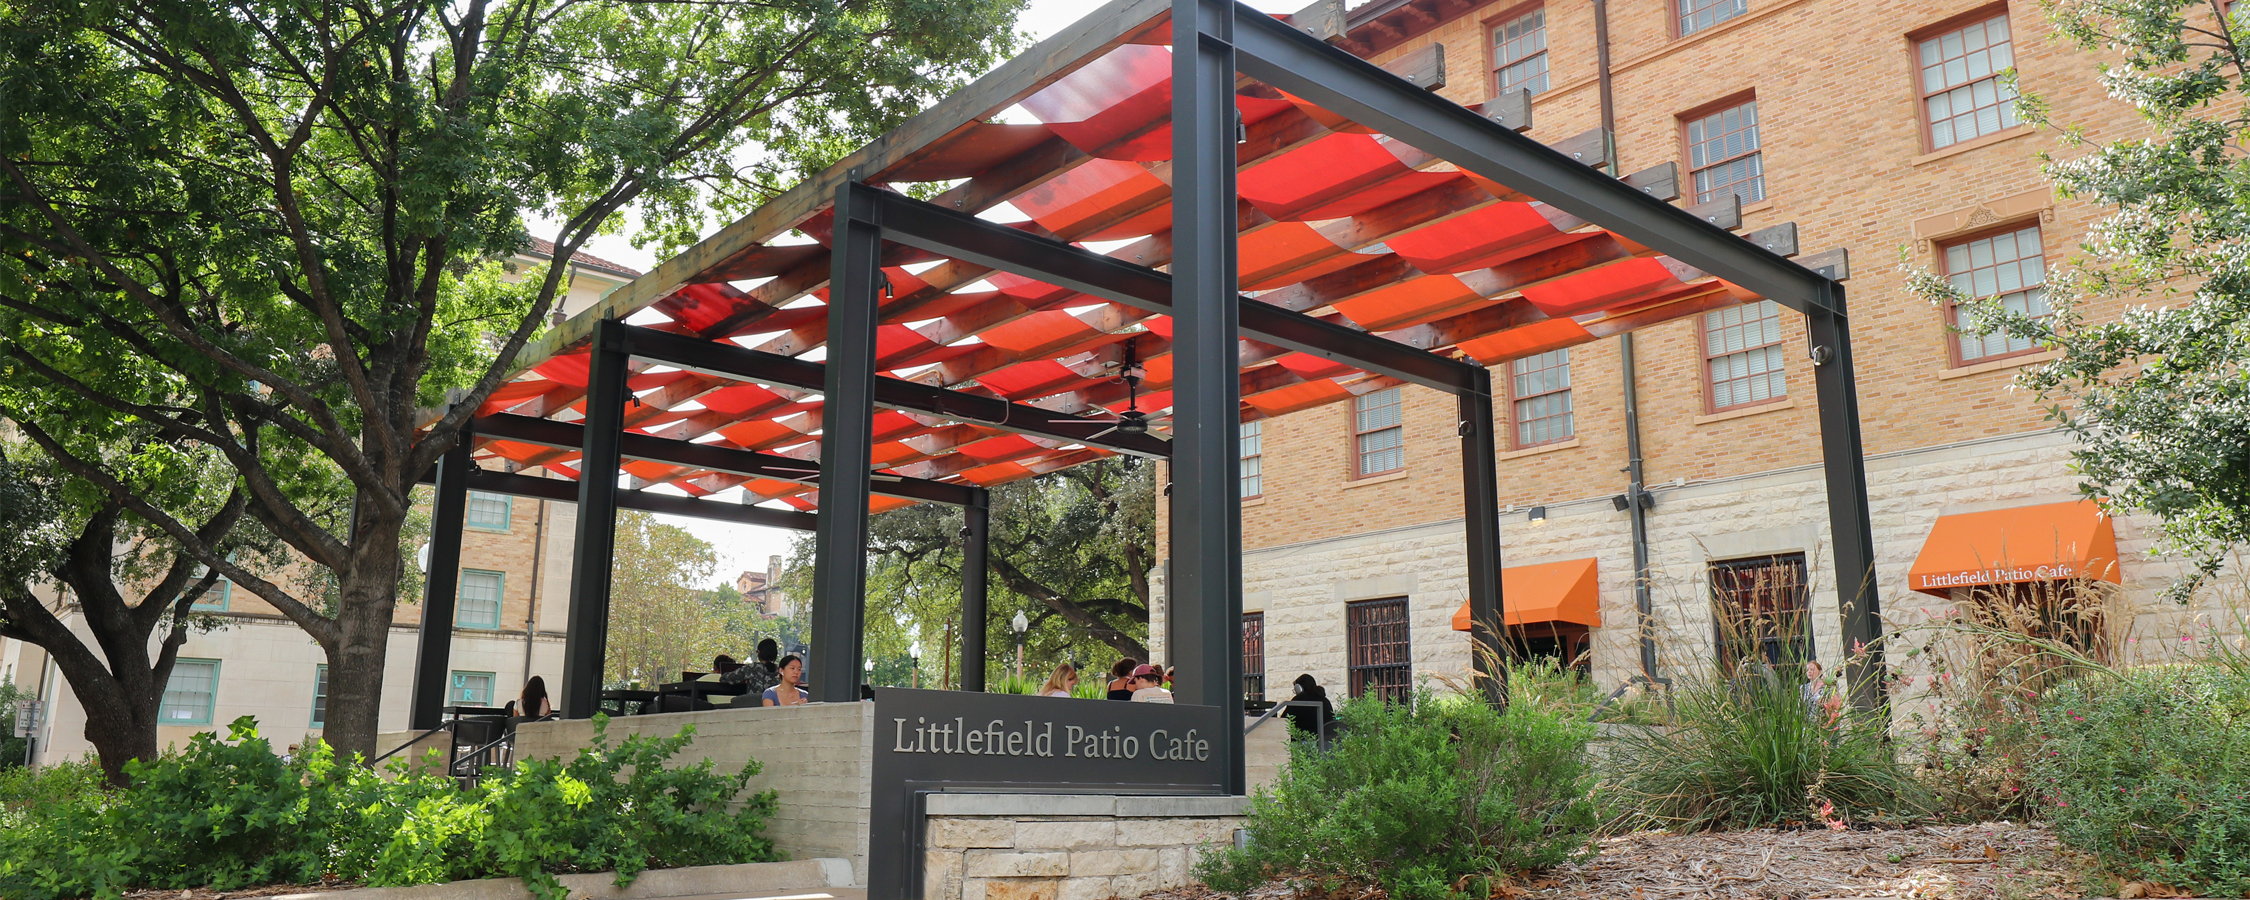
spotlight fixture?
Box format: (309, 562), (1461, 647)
(1527, 506), (1547, 523)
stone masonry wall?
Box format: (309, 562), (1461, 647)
(921, 796), (1247, 900)
(514, 703), (875, 884)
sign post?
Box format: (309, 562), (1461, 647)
(867, 689), (1229, 900)
(14, 699), (41, 767)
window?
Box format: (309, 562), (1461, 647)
(187, 564), (232, 612)
(1679, 0), (1747, 36)
(1240, 419), (1264, 499)
(1942, 223), (2049, 363)
(310, 664), (329, 728)
(1703, 299), (1788, 411)
(1346, 598), (1413, 703)
(466, 491), (512, 531)
(1918, 11), (2018, 149)
(450, 670), (496, 705)
(161, 659), (220, 725)
(1351, 388), (1405, 477)
(1510, 348), (1574, 447)
(1685, 99), (1765, 205)
(1709, 554), (1813, 673)
(1491, 7), (1550, 97)
(1243, 612), (1267, 703)
(457, 569), (504, 629)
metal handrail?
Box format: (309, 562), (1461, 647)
(1245, 699), (1334, 751)
(369, 722), (452, 767)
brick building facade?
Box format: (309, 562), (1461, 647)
(1153, 0), (2228, 707)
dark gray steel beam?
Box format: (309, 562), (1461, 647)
(810, 182), (884, 704)
(560, 320), (629, 720)
(408, 430), (472, 730)
(1810, 285), (1884, 711)
(961, 491), (991, 692)
(417, 467), (821, 531)
(1173, 0), (1247, 796)
(474, 413), (977, 507)
(617, 323), (1172, 459)
(1227, 3), (1839, 317)
(863, 190), (1482, 396)
(1457, 369), (1508, 709)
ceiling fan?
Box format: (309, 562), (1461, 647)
(1070, 343), (1171, 441)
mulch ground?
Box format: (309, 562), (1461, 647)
(122, 883), (358, 900)
(1133, 822), (2147, 900)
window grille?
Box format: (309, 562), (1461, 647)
(1709, 553), (1813, 673)
(1243, 612), (1267, 703)
(1347, 598), (1413, 703)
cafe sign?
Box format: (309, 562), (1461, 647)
(868, 688), (1229, 900)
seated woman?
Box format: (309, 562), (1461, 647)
(762, 654), (811, 707)
(517, 676), (554, 718)
(1039, 663), (1079, 698)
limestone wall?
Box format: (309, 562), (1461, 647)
(513, 702), (875, 883)
(921, 794), (1247, 900)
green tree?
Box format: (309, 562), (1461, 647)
(0, 0), (1023, 756)
(1909, 0), (2250, 601)
(604, 511), (731, 688)
(782, 457), (1157, 687)
(0, 443), (277, 784)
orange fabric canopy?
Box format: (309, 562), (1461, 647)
(1907, 500), (2120, 597)
(1451, 558), (1601, 631)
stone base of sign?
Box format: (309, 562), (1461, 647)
(920, 794), (1250, 900)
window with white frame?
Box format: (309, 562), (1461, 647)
(1679, 0), (1747, 36)
(1352, 388), (1405, 477)
(1685, 99), (1765, 205)
(1943, 223), (2049, 363)
(1918, 11), (2018, 149)
(1703, 300), (1788, 411)
(1511, 348), (1574, 447)
(1491, 7), (1550, 97)
(1240, 419), (1264, 498)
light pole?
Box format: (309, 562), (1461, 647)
(1011, 611), (1030, 683)
(864, 656), (875, 690)
(908, 636), (923, 689)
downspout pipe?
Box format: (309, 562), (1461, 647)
(1594, 0), (1663, 686)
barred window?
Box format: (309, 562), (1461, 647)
(1243, 612), (1267, 703)
(1240, 419), (1264, 498)
(1918, 12), (2018, 149)
(467, 490), (512, 531)
(1710, 553), (1813, 674)
(1703, 300), (1787, 411)
(1943, 224), (2049, 363)
(1347, 598), (1413, 703)
(1510, 348), (1574, 448)
(161, 659), (220, 725)
(1491, 8), (1549, 97)
(1679, 0), (1747, 35)
(1352, 388), (1405, 477)
(1686, 100), (1764, 205)
(457, 569), (504, 629)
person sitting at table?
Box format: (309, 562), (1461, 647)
(724, 638), (782, 695)
(1128, 664), (1173, 703)
(1283, 673), (1333, 739)
(1039, 663), (1079, 698)
(762, 654), (811, 706)
(518, 676), (554, 718)
(1106, 658), (1139, 701)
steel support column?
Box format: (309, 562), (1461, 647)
(810, 182), (883, 703)
(559, 319), (629, 719)
(409, 428), (473, 730)
(1458, 370), (1508, 709)
(961, 491), (991, 692)
(1809, 287), (1884, 711)
(1171, 0), (1246, 795)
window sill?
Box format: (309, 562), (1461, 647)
(1342, 470), (1410, 489)
(1739, 199), (1775, 216)
(465, 526), (512, 534)
(1910, 125), (2035, 166)
(1241, 496), (1268, 508)
(1938, 349), (2061, 379)
(1693, 396), (1795, 425)
(1498, 437), (1580, 460)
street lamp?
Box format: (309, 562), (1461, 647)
(864, 656), (875, 689)
(1010, 611), (1030, 682)
(908, 637), (923, 689)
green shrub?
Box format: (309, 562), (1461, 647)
(0, 715), (779, 900)
(1600, 665), (1930, 832)
(2027, 664), (2250, 897)
(1197, 684), (1597, 900)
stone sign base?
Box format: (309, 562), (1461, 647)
(921, 794), (1248, 900)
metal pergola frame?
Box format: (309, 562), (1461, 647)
(405, 0), (1884, 792)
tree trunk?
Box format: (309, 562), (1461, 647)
(320, 519), (406, 761)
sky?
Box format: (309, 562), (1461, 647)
(537, 0), (1302, 585)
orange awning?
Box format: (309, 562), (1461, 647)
(1907, 499), (2120, 597)
(1451, 558), (1601, 631)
